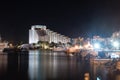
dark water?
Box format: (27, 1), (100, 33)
(0, 50), (118, 80)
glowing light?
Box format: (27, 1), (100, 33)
(66, 45), (80, 53)
(97, 77), (101, 80)
(113, 41), (119, 48)
(84, 73), (90, 80)
(44, 45), (49, 49)
(74, 45), (80, 49)
(93, 43), (100, 49)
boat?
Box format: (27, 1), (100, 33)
(52, 47), (66, 52)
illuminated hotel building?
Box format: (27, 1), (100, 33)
(29, 25), (71, 44)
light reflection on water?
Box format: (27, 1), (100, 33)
(0, 54), (7, 76)
(0, 50), (119, 80)
(28, 50), (79, 80)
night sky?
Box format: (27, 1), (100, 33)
(0, 0), (120, 43)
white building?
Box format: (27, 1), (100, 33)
(29, 25), (71, 44)
(111, 31), (120, 39)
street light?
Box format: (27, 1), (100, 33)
(112, 41), (119, 49)
(93, 43), (101, 49)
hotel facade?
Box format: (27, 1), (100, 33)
(29, 25), (71, 44)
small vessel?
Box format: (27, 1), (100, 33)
(52, 47), (66, 52)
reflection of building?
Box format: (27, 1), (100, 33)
(0, 55), (7, 76)
(29, 25), (71, 44)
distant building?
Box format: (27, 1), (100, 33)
(71, 37), (84, 45)
(29, 25), (71, 44)
(111, 31), (120, 39)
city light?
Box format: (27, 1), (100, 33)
(97, 77), (101, 80)
(93, 43), (101, 49)
(112, 41), (119, 48)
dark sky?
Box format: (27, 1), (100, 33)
(0, 0), (120, 43)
